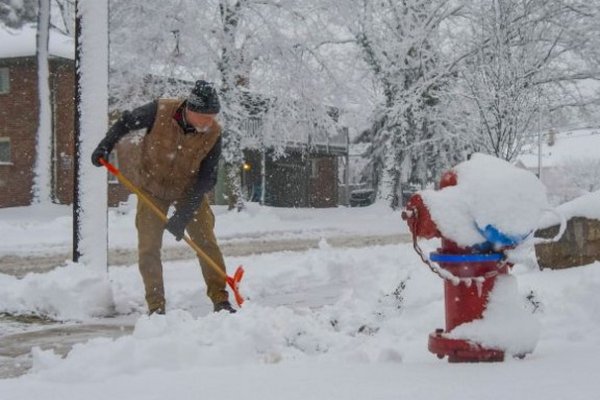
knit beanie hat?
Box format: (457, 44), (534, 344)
(186, 80), (220, 114)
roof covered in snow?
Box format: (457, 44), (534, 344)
(0, 24), (74, 60)
(518, 128), (600, 169)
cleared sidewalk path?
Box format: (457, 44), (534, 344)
(0, 233), (410, 277)
(0, 233), (410, 378)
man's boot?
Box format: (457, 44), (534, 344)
(214, 301), (236, 313)
(148, 305), (165, 315)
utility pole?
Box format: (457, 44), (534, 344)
(73, 0), (109, 269)
(344, 130), (350, 206)
(260, 150), (266, 205)
(537, 106), (543, 180)
(73, 1), (82, 262)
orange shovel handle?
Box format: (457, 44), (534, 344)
(99, 158), (245, 307)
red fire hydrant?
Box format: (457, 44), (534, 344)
(402, 170), (511, 363)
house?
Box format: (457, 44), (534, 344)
(236, 127), (349, 208)
(224, 96), (349, 208)
(515, 128), (600, 205)
(0, 24), (133, 208)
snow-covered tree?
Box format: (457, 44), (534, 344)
(329, 0), (600, 209)
(0, 0), (37, 28)
(0, 0), (75, 33)
(53, 0), (75, 35)
(110, 0), (344, 144)
(450, 0), (600, 161)
(337, 0), (465, 208)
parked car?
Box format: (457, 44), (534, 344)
(349, 188), (376, 207)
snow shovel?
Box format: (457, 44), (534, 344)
(99, 158), (245, 307)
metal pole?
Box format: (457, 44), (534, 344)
(73, 1), (82, 262)
(537, 106), (542, 180)
(344, 130), (350, 206)
(260, 150), (266, 205)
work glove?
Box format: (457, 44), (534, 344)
(91, 144), (111, 167)
(165, 213), (188, 241)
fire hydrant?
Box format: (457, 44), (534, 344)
(402, 169), (512, 363)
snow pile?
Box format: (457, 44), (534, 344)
(0, 262), (114, 319)
(447, 275), (541, 355)
(29, 306), (378, 380)
(420, 153), (549, 247)
(538, 190), (600, 229)
(0, 244), (434, 376)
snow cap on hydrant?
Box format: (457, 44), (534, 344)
(420, 153), (549, 250)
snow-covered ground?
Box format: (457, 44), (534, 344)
(1, 238), (599, 399)
(0, 199), (406, 257)
(0, 200), (599, 398)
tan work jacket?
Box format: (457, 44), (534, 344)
(138, 99), (221, 200)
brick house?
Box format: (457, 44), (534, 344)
(234, 112), (349, 208)
(0, 25), (128, 208)
(239, 140), (348, 208)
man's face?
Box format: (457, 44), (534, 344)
(185, 108), (217, 132)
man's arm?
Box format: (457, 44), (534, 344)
(179, 137), (222, 218)
(91, 101), (157, 166)
(166, 137), (222, 240)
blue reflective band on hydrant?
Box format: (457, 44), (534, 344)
(429, 252), (504, 263)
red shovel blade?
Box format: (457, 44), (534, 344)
(226, 265), (245, 307)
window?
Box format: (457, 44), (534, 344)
(0, 68), (9, 94)
(0, 138), (10, 164)
(311, 159), (319, 178)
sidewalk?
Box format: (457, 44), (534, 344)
(0, 201), (407, 259)
(0, 315), (135, 379)
(0, 233), (409, 277)
(0, 232), (410, 378)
